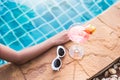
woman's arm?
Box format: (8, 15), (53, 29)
(0, 31), (70, 65)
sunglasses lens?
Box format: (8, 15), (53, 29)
(54, 58), (61, 68)
(58, 48), (64, 56)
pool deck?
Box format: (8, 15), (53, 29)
(0, 2), (120, 80)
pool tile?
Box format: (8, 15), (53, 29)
(67, 0), (80, 5)
(51, 7), (62, 17)
(39, 24), (53, 34)
(0, 25), (9, 35)
(74, 15), (86, 23)
(58, 13), (69, 24)
(47, 1), (55, 7)
(8, 20), (19, 29)
(98, 0), (109, 10)
(19, 34), (33, 47)
(9, 41), (23, 51)
(46, 31), (57, 38)
(42, 12), (54, 22)
(4, 32), (16, 44)
(64, 21), (73, 29)
(50, 20), (60, 28)
(56, 27), (64, 32)
(37, 37), (46, 44)
(0, 18), (4, 26)
(83, 0), (95, 9)
(4, 0), (17, 9)
(82, 12), (93, 20)
(13, 27), (25, 37)
(0, 0), (7, 3)
(75, 4), (86, 13)
(59, 1), (71, 11)
(55, 0), (63, 2)
(0, 39), (6, 45)
(22, 22), (34, 31)
(35, 4), (47, 15)
(19, 5), (31, 12)
(104, 0), (117, 5)
(67, 8), (77, 18)
(30, 30), (43, 40)
(17, 15), (28, 24)
(26, 10), (37, 18)
(1, 12), (13, 22)
(0, 4), (8, 14)
(33, 18), (45, 27)
(90, 5), (102, 16)
(11, 8), (23, 18)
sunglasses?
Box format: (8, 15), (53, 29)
(51, 46), (66, 71)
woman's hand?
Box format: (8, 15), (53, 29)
(49, 30), (70, 46)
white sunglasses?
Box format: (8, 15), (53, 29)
(51, 46), (66, 71)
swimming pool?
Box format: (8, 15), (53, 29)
(0, 0), (118, 65)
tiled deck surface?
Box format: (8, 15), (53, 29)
(0, 2), (120, 80)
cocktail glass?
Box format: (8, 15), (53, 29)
(68, 23), (95, 60)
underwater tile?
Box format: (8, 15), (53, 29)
(42, 12), (54, 22)
(50, 20), (60, 28)
(64, 21), (73, 29)
(98, 0), (109, 10)
(0, 25), (9, 35)
(19, 5), (31, 12)
(8, 20), (19, 29)
(89, 5), (102, 16)
(46, 31), (57, 38)
(74, 15), (86, 23)
(19, 34), (33, 47)
(13, 27), (25, 37)
(0, 18), (4, 26)
(54, 0), (62, 2)
(17, 15), (29, 24)
(59, 1), (71, 11)
(4, 32), (16, 44)
(1, 12), (13, 22)
(82, 0), (95, 9)
(11, 8), (23, 18)
(22, 22), (34, 31)
(51, 7), (62, 17)
(26, 10), (37, 18)
(75, 4), (86, 13)
(67, 0), (80, 5)
(37, 37), (46, 44)
(4, 0), (17, 9)
(104, 0), (117, 5)
(39, 24), (53, 34)
(33, 17), (45, 27)
(9, 41), (23, 51)
(0, 4), (8, 14)
(0, 39), (6, 45)
(58, 13), (69, 24)
(30, 30), (43, 40)
(35, 4), (47, 15)
(67, 8), (77, 18)
(56, 27), (64, 32)
(82, 12), (93, 20)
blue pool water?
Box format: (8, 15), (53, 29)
(0, 0), (118, 65)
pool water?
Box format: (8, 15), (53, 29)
(0, 0), (118, 65)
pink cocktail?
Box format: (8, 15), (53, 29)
(68, 24), (96, 59)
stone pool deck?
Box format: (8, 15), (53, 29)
(0, 2), (120, 80)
